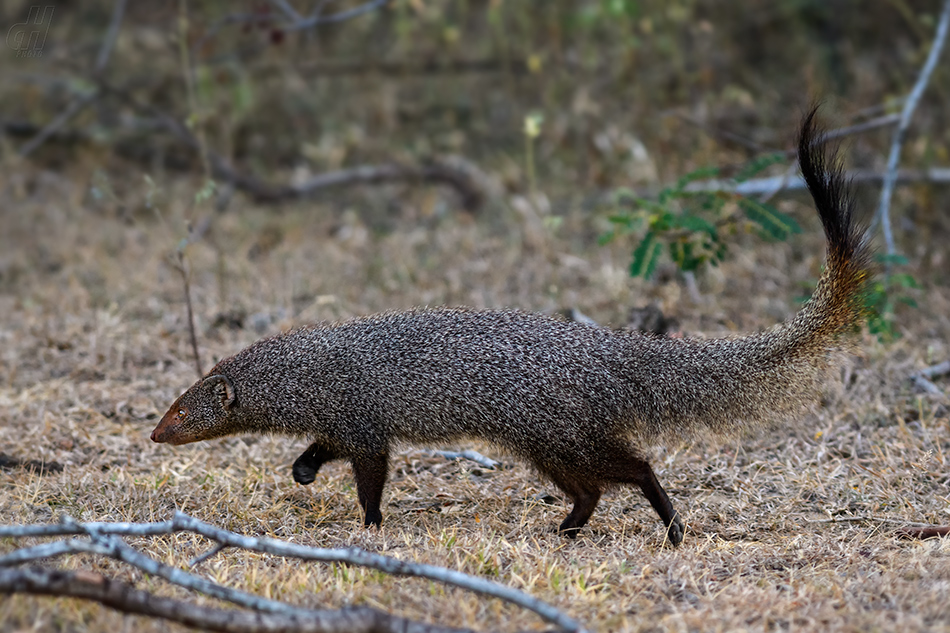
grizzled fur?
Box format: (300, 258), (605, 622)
(153, 111), (871, 545)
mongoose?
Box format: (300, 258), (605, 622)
(151, 111), (871, 545)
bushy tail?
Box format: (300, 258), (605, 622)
(795, 108), (873, 339)
(631, 109), (872, 441)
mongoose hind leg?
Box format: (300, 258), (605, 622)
(293, 442), (342, 485)
(606, 454), (683, 546)
(351, 452), (389, 528)
(549, 474), (603, 539)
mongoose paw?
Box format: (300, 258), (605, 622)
(363, 511), (383, 529)
(292, 462), (317, 485)
(557, 519), (583, 539)
(666, 516), (684, 546)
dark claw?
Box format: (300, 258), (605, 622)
(666, 515), (684, 546)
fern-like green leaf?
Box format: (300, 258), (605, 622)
(674, 214), (717, 237)
(733, 152), (786, 183)
(630, 230), (662, 278)
(672, 166), (720, 192)
(737, 197), (801, 240)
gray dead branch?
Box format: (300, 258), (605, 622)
(0, 512), (588, 633)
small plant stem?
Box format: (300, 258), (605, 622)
(177, 249), (203, 378)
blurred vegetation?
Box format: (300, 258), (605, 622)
(2, 0), (948, 279)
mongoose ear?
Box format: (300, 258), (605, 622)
(204, 374), (236, 409)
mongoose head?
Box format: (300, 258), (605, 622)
(151, 374), (237, 445)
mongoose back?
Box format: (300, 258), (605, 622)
(152, 111), (871, 545)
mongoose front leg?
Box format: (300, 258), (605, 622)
(550, 474), (602, 538)
(293, 442), (341, 485)
(351, 452), (389, 528)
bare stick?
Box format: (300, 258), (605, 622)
(674, 112), (764, 152)
(193, 0), (392, 57)
(0, 513), (589, 633)
(189, 542), (228, 567)
(18, 92), (97, 158)
(775, 113), (902, 159)
(914, 360), (950, 380)
(175, 248), (203, 377)
(895, 526), (950, 540)
(19, 0), (126, 158)
(875, 0), (950, 259)
(0, 567), (472, 633)
(909, 360), (950, 396)
(7, 533), (295, 615)
(285, 0), (393, 29)
(813, 113), (901, 146)
(95, 0), (128, 74)
(427, 450), (501, 470)
(95, 81), (482, 210)
(679, 111), (901, 159)
(681, 167), (950, 196)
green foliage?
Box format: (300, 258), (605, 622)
(602, 156), (800, 279)
(194, 178), (217, 206)
(864, 254), (920, 342)
(737, 197), (802, 241)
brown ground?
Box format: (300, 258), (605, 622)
(1, 159), (948, 633)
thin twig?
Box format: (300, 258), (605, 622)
(30, 533), (295, 615)
(812, 113), (901, 147)
(804, 515), (929, 526)
(774, 113), (902, 159)
(757, 163), (798, 203)
(18, 92), (97, 158)
(429, 450), (500, 470)
(189, 542), (228, 567)
(175, 248), (203, 378)
(19, 0), (127, 158)
(674, 112), (764, 152)
(914, 360), (950, 380)
(286, 0), (393, 29)
(94, 80), (482, 210)
(193, 0), (392, 56)
(909, 360), (950, 396)
(179, 0), (212, 184)
(895, 525), (950, 540)
(679, 111), (901, 159)
(268, 0), (302, 21)
(95, 0), (128, 74)
(875, 0), (950, 261)
(681, 167), (950, 196)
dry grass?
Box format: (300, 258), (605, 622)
(1, 165), (949, 633)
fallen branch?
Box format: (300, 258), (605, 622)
(0, 512), (588, 633)
(913, 360), (950, 380)
(894, 525), (950, 540)
(677, 111), (901, 157)
(909, 360), (950, 396)
(681, 167), (950, 196)
(0, 567), (469, 633)
(875, 0), (950, 260)
(0, 453), (63, 474)
(428, 450), (500, 470)
(95, 81), (483, 210)
(17, 0), (126, 158)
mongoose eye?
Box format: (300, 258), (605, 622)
(177, 409), (186, 419)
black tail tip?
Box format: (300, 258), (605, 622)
(797, 107), (866, 261)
